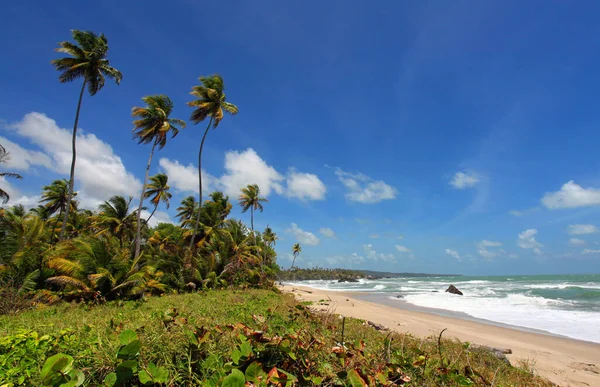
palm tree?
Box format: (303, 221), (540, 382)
(132, 95), (185, 258)
(187, 75), (238, 249)
(238, 184), (267, 272)
(0, 144), (22, 204)
(95, 196), (136, 248)
(290, 243), (302, 270)
(176, 196), (198, 227)
(40, 179), (77, 243)
(144, 173), (172, 224)
(52, 30), (122, 240)
(262, 226), (278, 267)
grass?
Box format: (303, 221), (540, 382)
(0, 289), (553, 386)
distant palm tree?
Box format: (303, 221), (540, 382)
(144, 173), (172, 224)
(187, 75), (238, 249)
(239, 184), (268, 271)
(96, 196), (136, 248)
(290, 243), (302, 270)
(132, 95), (185, 258)
(52, 30), (122, 240)
(176, 196), (198, 227)
(40, 179), (77, 243)
(0, 144), (22, 204)
(263, 225), (278, 267)
(30, 205), (51, 221)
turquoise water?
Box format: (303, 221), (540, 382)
(288, 274), (600, 343)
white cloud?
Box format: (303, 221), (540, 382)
(362, 244), (396, 262)
(517, 229), (542, 255)
(567, 224), (598, 235)
(395, 245), (411, 253)
(0, 136), (53, 171)
(0, 177), (40, 208)
(219, 148), (284, 197)
(325, 253), (365, 266)
(161, 149), (324, 201)
(445, 249), (462, 261)
(568, 238), (586, 247)
(449, 171), (479, 189)
(476, 240), (502, 259)
(7, 112), (142, 208)
(334, 168), (397, 203)
(508, 207), (540, 217)
(158, 158), (217, 195)
(369, 234), (380, 239)
(319, 227), (336, 238)
(285, 223), (320, 246)
(581, 249), (600, 255)
(542, 181), (600, 209)
(285, 170), (326, 200)
(140, 209), (174, 228)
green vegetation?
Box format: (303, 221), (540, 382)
(0, 144), (22, 204)
(279, 268), (365, 281)
(0, 290), (551, 386)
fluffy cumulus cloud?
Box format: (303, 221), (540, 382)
(449, 171), (479, 189)
(6, 112), (142, 209)
(541, 181), (600, 209)
(285, 170), (326, 200)
(581, 249), (600, 255)
(517, 229), (542, 255)
(362, 244), (396, 263)
(395, 245), (415, 260)
(325, 253), (365, 266)
(569, 238), (586, 247)
(0, 136), (52, 171)
(445, 249), (462, 261)
(319, 227), (336, 238)
(158, 158), (217, 194)
(567, 224), (598, 235)
(285, 223), (320, 246)
(161, 148), (325, 201)
(0, 177), (40, 208)
(334, 168), (397, 204)
(476, 240), (502, 259)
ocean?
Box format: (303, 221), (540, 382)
(285, 274), (600, 343)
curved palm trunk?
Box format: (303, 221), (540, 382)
(50, 208), (63, 244)
(189, 117), (213, 250)
(290, 253), (298, 271)
(145, 203), (158, 224)
(59, 78), (87, 241)
(135, 140), (158, 258)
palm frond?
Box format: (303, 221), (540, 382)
(45, 275), (90, 291)
(17, 270), (40, 294)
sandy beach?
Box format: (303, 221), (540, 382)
(280, 284), (600, 387)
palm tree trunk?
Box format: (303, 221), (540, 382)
(59, 78), (87, 241)
(290, 254), (297, 271)
(189, 117), (213, 250)
(51, 208), (63, 244)
(135, 140), (158, 258)
(146, 203), (158, 224)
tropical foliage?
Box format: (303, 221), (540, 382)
(0, 144), (22, 204)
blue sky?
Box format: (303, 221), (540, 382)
(2, 0), (600, 275)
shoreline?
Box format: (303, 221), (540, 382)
(280, 284), (600, 387)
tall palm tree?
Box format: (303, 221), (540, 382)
(0, 144), (22, 204)
(40, 179), (77, 243)
(238, 184), (268, 271)
(187, 75), (238, 249)
(262, 226), (278, 266)
(290, 243), (302, 270)
(52, 30), (122, 240)
(132, 95), (185, 258)
(176, 196), (198, 227)
(144, 173), (172, 224)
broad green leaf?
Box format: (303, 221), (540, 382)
(103, 372), (117, 386)
(119, 330), (138, 346)
(347, 369), (367, 387)
(244, 362), (266, 383)
(239, 341), (252, 358)
(117, 340), (141, 360)
(222, 369), (245, 387)
(40, 354), (73, 385)
(231, 349), (241, 364)
(115, 360), (137, 382)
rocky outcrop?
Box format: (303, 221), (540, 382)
(338, 278), (359, 283)
(445, 284), (463, 295)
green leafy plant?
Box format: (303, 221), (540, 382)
(40, 353), (84, 387)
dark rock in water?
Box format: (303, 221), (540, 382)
(396, 295), (404, 299)
(445, 285), (463, 295)
(338, 278), (359, 283)
(431, 290), (439, 293)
